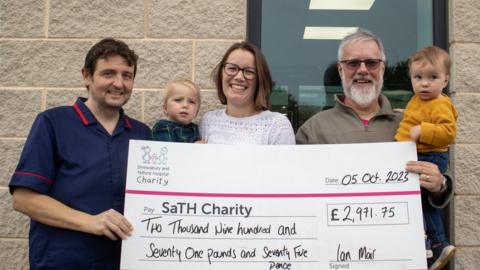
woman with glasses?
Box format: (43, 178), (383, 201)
(200, 41), (295, 145)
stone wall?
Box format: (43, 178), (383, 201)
(0, 0), (245, 268)
(450, 0), (480, 269)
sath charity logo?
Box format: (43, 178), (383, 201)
(135, 144), (170, 186)
(141, 145), (168, 165)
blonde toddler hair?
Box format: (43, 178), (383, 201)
(409, 46), (451, 76)
(163, 79), (201, 112)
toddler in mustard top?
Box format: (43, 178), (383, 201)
(395, 46), (458, 173)
(395, 46), (457, 270)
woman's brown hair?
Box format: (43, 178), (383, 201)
(212, 41), (272, 111)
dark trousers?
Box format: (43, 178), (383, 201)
(419, 151), (449, 244)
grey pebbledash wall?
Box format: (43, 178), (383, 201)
(0, 0), (243, 268)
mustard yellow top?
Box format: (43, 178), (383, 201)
(395, 94), (458, 153)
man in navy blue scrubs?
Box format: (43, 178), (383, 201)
(9, 38), (151, 269)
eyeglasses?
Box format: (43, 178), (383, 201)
(339, 59), (383, 71)
(223, 63), (257, 80)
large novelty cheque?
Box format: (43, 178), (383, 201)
(121, 141), (427, 270)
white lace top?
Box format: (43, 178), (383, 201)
(200, 109), (295, 145)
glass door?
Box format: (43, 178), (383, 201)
(250, 0), (443, 130)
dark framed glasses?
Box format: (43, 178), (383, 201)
(223, 63), (257, 80)
(339, 59), (383, 71)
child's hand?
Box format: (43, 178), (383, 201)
(393, 108), (404, 113)
(409, 125), (421, 141)
(195, 139), (207, 144)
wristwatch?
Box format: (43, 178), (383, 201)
(439, 176), (448, 193)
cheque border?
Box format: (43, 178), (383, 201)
(125, 190), (420, 198)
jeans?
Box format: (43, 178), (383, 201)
(419, 151), (449, 244)
(418, 151), (448, 174)
(422, 191), (448, 243)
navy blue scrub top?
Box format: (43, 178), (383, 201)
(9, 98), (151, 270)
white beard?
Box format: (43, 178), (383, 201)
(343, 76), (382, 108)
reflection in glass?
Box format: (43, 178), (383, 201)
(261, 0), (433, 129)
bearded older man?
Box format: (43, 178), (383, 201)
(296, 28), (452, 226)
(296, 29), (391, 144)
